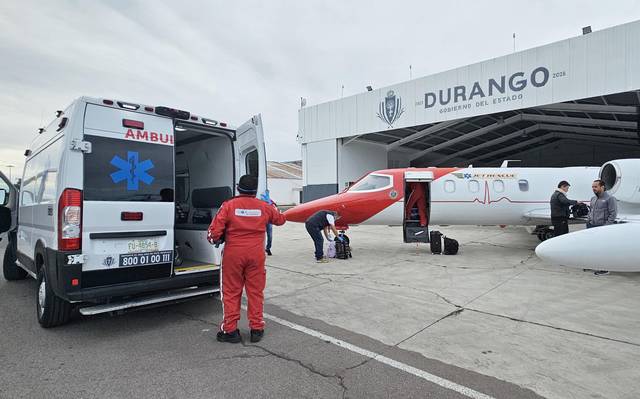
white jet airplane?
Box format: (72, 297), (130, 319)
(285, 162), (600, 243)
(535, 159), (640, 272)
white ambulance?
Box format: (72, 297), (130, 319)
(0, 97), (267, 327)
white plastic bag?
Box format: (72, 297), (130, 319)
(327, 241), (336, 258)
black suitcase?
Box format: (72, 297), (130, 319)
(430, 230), (442, 254)
(443, 236), (459, 255)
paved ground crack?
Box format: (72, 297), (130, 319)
(265, 280), (333, 301)
(465, 307), (640, 348)
(246, 342), (348, 397)
(266, 264), (339, 280)
(210, 353), (273, 360)
(466, 241), (534, 251)
(175, 310), (217, 327)
(394, 308), (465, 347)
(462, 266), (531, 307)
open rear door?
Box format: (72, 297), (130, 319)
(403, 171), (433, 243)
(235, 114), (267, 197)
(0, 170), (17, 234)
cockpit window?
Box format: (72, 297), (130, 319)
(348, 174), (391, 192)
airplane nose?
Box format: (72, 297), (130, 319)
(534, 237), (568, 265)
(284, 203), (309, 222)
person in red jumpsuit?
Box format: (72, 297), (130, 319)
(208, 175), (286, 343)
(405, 182), (428, 227)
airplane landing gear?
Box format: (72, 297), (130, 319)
(534, 226), (555, 242)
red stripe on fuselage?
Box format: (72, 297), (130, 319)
(283, 167), (459, 226)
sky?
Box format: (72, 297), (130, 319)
(1, 0), (639, 180)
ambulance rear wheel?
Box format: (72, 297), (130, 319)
(36, 268), (71, 328)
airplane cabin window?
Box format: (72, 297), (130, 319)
(444, 180), (456, 193)
(493, 179), (505, 193)
(518, 179), (529, 192)
(468, 180), (480, 193)
(349, 174), (391, 191)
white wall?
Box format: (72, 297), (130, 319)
(268, 178), (302, 205)
(337, 140), (388, 190)
(300, 20), (640, 143)
(303, 139), (338, 186)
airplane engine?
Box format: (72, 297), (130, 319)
(599, 159), (640, 204)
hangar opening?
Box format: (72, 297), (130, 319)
(299, 20), (640, 201)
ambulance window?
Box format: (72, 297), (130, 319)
(468, 180), (480, 193)
(349, 174), (391, 191)
(40, 170), (58, 203)
(246, 150), (259, 178)
(518, 179), (529, 192)
(21, 179), (36, 206)
(20, 158), (37, 206)
(444, 180), (456, 193)
(32, 174), (44, 203)
(83, 135), (174, 202)
(493, 180), (505, 193)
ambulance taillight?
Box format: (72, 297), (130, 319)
(58, 189), (82, 251)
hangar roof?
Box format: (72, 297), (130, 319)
(299, 20), (640, 165)
(354, 91), (640, 165)
(268, 161), (302, 179)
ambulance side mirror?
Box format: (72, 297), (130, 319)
(0, 189), (7, 206)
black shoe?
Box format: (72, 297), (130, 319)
(593, 270), (610, 276)
(266, 249), (272, 256)
(217, 329), (241, 343)
(250, 329), (264, 343)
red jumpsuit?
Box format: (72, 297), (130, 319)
(405, 182), (428, 227)
(208, 195), (286, 333)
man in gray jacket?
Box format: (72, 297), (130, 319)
(587, 179), (617, 275)
(550, 180), (579, 236)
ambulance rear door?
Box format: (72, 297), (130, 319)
(235, 114), (267, 197)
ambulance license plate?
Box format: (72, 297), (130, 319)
(127, 239), (159, 253)
(119, 251), (173, 268)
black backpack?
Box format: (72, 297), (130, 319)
(572, 203), (590, 218)
(443, 236), (459, 255)
(335, 234), (352, 259)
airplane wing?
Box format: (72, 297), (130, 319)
(523, 208), (551, 224)
(523, 208), (587, 225)
(616, 213), (640, 223)
(536, 222), (640, 272)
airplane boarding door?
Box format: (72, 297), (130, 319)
(403, 171), (433, 243)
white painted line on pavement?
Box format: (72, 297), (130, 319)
(261, 311), (497, 399)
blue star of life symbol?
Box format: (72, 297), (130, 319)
(463, 173), (473, 179)
(110, 151), (154, 191)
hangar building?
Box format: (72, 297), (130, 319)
(298, 20), (640, 202)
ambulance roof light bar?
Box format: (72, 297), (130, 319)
(202, 118), (218, 126)
(118, 101), (140, 110)
(155, 106), (190, 120)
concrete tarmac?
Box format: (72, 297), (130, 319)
(1, 223), (638, 399)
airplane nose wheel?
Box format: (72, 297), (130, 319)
(537, 228), (555, 242)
